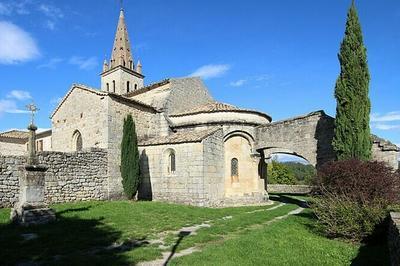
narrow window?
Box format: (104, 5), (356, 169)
(169, 151), (176, 174)
(134, 84), (138, 90)
(231, 158), (239, 182)
(113, 80), (116, 93)
(106, 83), (109, 91)
(127, 81), (130, 93)
(73, 130), (83, 151)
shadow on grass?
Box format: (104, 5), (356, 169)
(164, 231), (191, 265)
(0, 207), (149, 265)
(269, 194), (309, 208)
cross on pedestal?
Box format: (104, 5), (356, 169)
(26, 103), (39, 127)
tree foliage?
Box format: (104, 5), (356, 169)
(120, 114), (140, 199)
(268, 161), (296, 185)
(332, 1), (372, 160)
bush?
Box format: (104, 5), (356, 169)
(312, 191), (387, 240)
(313, 159), (400, 204)
(311, 159), (400, 241)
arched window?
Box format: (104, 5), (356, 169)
(169, 151), (176, 174)
(112, 80), (116, 93)
(134, 84), (138, 90)
(72, 130), (83, 151)
(106, 83), (109, 92)
(231, 158), (239, 182)
(127, 81), (130, 93)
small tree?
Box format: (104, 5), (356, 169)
(332, 1), (372, 160)
(268, 161), (296, 185)
(120, 114), (140, 199)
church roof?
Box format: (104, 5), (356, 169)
(124, 79), (170, 97)
(139, 127), (221, 146)
(0, 129), (51, 143)
(170, 102), (272, 121)
(0, 130), (29, 139)
(50, 84), (157, 119)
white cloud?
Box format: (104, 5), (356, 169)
(373, 123), (400, 131)
(7, 90), (32, 101)
(189, 64), (230, 79)
(0, 21), (40, 64)
(38, 57), (63, 69)
(371, 111), (400, 122)
(45, 20), (55, 30)
(69, 56), (98, 70)
(38, 4), (63, 19)
(230, 79), (246, 87)
(0, 99), (28, 115)
(255, 74), (272, 81)
(272, 154), (309, 164)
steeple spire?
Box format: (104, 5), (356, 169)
(101, 7), (144, 95)
(110, 8), (134, 70)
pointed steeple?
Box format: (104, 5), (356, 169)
(110, 8), (134, 70)
(136, 60), (142, 74)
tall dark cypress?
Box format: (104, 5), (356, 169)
(332, 1), (372, 160)
(120, 114), (140, 199)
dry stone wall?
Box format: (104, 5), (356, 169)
(0, 148), (108, 208)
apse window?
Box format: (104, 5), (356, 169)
(231, 158), (239, 182)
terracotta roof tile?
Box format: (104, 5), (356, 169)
(139, 127), (221, 146)
(170, 102), (272, 121)
(0, 130), (29, 139)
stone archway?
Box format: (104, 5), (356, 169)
(255, 111), (336, 169)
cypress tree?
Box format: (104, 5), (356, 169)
(120, 114), (140, 199)
(332, 1), (372, 161)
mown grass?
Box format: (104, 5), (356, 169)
(0, 201), (277, 265)
(171, 209), (389, 266)
(0, 199), (389, 265)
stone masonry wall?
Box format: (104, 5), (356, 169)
(0, 140), (26, 156)
(138, 142), (206, 205)
(372, 143), (399, 170)
(202, 129), (225, 206)
(0, 148), (108, 208)
(268, 184), (313, 195)
(52, 87), (109, 152)
(106, 97), (160, 199)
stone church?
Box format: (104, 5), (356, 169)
(0, 9), (398, 207)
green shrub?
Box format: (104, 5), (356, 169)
(312, 191), (387, 241)
(312, 159), (400, 241)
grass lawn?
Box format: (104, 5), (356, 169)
(0, 199), (389, 265)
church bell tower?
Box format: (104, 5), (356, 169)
(101, 8), (144, 95)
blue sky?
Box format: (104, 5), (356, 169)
(0, 0), (399, 147)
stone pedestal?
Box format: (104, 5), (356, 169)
(10, 165), (55, 226)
